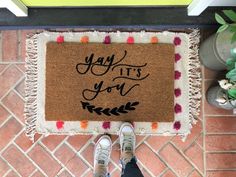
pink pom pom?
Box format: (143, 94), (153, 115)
(56, 35), (64, 43)
(173, 37), (181, 46)
(174, 103), (182, 113)
(173, 121), (181, 130)
(175, 71), (181, 80)
(102, 121), (111, 129)
(56, 121), (64, 129)
(127, 36), (134, 44)
(174, 88), (181, 97)
(104, 36), (111, 44)
(175, 53), (181, 62)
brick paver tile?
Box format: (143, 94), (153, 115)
(206, 171), (236, 177)
(206, 117), (236, 133)
(0, 118), (22, 150)
(206, 153), (236, 169)
(15, 132), (33, 152)
(196, 134), (203, 147)
(146, 136), (172, 151)
(2, 31), (18, 61)
(58, 170), (73, 177)
(54, 143), (75, 164)
(84, 169), (93, 177)
(67, 135), (92, 151)
(136, 144), (166, 176)
(141, 168), (153, 177)
(160, 144), (192, 176)
(66, 155), (88, 177)
(19, 30), (35, 61)
(0, 64), (7, 73)
(31, 170), (45, 177)
(0, 104), (9, 125)
(81, 143), (94, 166)
(41, 135), (66, 151)
(172, 121), (202, 151)
(2, 90), (24, 123)
(28, 144), (61, 177)
(0, 157), (9, 176)
(5, 170), (18, 177)
(2, 145), (35, 177)
(111, 143), (120, 164)
(189, 170), (202, 177)
(16, 64), (25, 73)
(161, 169), (177, 177)
(206, 135), (236, 151)
(0, 65), (22, 98)
(185, 143), (204, 173)
(15, 79), (25, 97)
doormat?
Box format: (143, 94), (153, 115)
(45, 43), (174, 122)
(25, 30), (201, 142)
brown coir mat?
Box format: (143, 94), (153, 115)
(45, 42), (175, 122)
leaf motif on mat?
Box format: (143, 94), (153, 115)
(81, 101), (139, 116)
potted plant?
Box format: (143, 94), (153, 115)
(200, 10), (236, 70)
(207, 48), (236, 109)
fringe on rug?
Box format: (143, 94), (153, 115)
(184, 29), (202, 141)
(24, 34), (38, 142)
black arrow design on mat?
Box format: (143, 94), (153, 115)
(81, 101), (139, 116)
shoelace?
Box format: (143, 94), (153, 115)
(122, 134), (134, 152)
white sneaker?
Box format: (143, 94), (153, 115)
(119, 122), (136, 165)
(94, 135), (112, 177)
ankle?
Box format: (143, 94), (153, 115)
(121, 152), (134, 165)
(94, 164), (107, 177)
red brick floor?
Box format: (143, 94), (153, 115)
(0, 30), (235, 177)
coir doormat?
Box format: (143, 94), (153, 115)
(45, 43), (174, 122)
(25, 31), (201, 142)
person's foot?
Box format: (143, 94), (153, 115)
(119, 122), (136, 165)
(94, 135), (112, 177)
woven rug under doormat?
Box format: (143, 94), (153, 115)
(25, 30), (201, 142)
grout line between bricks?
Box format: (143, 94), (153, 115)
(0, 61), (25, 64)
(0, 63), (11, 75)
(3, 169), (11, 177)
(0, 114), (12, 128)
(183, 132), (203, 153)
(1, 152), (23, 177)
(136, 160), (155, 177)
(0, 69), (25, 102)
(144, 141), (180, 177)
(1, 101), (24, 127)
(159, 168), (169, 177)
(207, 169), (236, 171)
(205, 114), (236, 117)
(170, 142), (204, 176)
(13, 141), (48, 177)
(38, 141), (76, 177)
(28, 169), (38, 177)
(81, 168), (92, 177)
(152, 142), (180, 177)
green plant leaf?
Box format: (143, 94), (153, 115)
(226, 68), (236, 81)
(223, 10), (236, 22)
(217, 24), (229, 33)
(228, 25), (236, 32)
(226, 58), (236, 70)
(215, 13), (226, 25)
(231, 32), (236, 44)
(228, 89), (236, 99)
